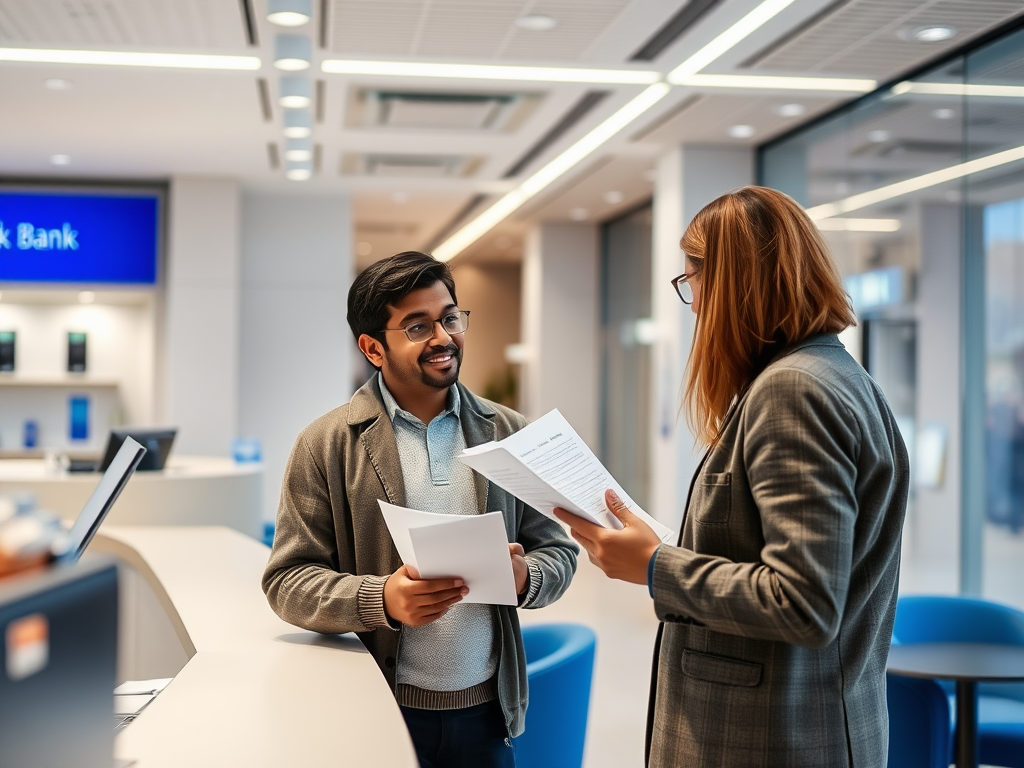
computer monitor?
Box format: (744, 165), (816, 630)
(65, 436), (146, 562)
(0, 558), (118, 768)
(99, 427), (176, 472)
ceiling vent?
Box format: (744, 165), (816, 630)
(342, 153), (483, 178)
(348, 89), (539, 132)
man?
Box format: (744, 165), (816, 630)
(263, 251), (578, 768)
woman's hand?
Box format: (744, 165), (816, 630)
(554, 490), (661, 585)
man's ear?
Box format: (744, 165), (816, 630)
(357, 333), (386, 368)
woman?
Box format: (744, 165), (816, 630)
(556, 187), (909, 767)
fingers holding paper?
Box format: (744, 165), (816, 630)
(509, 542), (528, 596)
(383, 565), (469, 627)
(554, 489), (662, 586)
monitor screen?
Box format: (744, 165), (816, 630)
(99, 428), (176, 472)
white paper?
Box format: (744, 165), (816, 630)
(114, 678), (173, 696)
(458, 409), (675, 544)
(378, 501), (518, 606)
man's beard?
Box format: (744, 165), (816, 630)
(417, 342), (462, 389)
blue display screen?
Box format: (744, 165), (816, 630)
(0, 190), (159, 284)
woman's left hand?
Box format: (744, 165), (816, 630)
(554, 490), (662, 585)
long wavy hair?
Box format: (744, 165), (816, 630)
(682, 186), (856, 447)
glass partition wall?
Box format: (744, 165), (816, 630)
(761, 21), (1024, 607)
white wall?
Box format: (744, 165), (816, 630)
(163, 177), (241, 456)
(521, 222), (599, 449)
(239, 192), (353, 524)
(649, 145), (753, 527)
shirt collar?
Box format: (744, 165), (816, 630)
(378, 372), (461, 426)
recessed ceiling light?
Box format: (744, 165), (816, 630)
(356, 241), (373, 257)
(392, 191), (409, 204)
(267, 0), (312, 27)
(604, 190), (624, 205)
(932, 107), (956, 120)
(78, 291), (95, 304)
(728, 124), (755, 138)
(775, 102), (807, 117)
(867, 129), (891, 143)
(43, 78), (72, 90)
(516, 14), (557, 31)
(279, 75), (312, 108)
(50, 154), (71, 165)
(283, 109), (312, 138)
(274, 34), (312, 71)
(568, 207), (589, 221)
(912, 25), (956, 42)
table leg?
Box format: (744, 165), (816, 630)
(955, 679), (978, 768)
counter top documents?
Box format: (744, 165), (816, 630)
(378, 500), (518, 605)
(458, 409), (674, 543)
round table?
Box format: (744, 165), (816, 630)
(887, 642), (1024, 768)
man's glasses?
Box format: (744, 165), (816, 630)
(381, 310), (471, 343)
(671, 273), (696, 305)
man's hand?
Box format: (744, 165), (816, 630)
(383, 565), (468, 627)
(510, 543), (529, 596)
(554, 489), (661, 585)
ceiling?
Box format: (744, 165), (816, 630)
(0, 0), (1021, 270)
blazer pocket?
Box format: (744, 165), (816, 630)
(681, 649), (762, 687)
(693, 472), (732, 524)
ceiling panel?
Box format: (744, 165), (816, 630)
(746, 0), (1024, 79)
(327, 0), (634, 62)
(0, 0), (249, 49)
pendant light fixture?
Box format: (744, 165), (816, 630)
(279, 75), (313, 108)
(267, 0), (312, 27)
(283, 109), (313, 138)
(274, 34), (312, 71)
(284, 137), (313, 162)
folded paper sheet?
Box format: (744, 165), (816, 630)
(459, 409), (675, 544)
(378, 500), (518, 606)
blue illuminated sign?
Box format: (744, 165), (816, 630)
(0, 190), (159, 284)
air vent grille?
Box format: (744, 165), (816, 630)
(342, 153), (483, 178)
(348, 89), (539, 132)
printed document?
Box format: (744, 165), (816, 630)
(378, 500), (518, 606)
(458, 409), (674, 543)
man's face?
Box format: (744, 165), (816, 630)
(377, 281), (464, 392)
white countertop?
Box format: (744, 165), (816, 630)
(93, 526), (417, 768)
(0, 456), (261, 483)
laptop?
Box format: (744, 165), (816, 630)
(61, 436), (147, 563)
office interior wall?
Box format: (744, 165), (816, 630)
(163, 177), (241, 456)
(239, 192), (353, 524)
(450, 262), (521, 405)
(0, 300), (154, 451)
(521, 222), (599, 449)
(649, 145), (753, 527)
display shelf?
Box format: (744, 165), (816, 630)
(0, 377), (120, 388)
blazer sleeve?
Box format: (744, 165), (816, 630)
(262, 432), (395, 635)
(650, 367), (861, 648)
(516, 502), (579, 609)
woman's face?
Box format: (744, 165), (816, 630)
(686, 257), (702, 315)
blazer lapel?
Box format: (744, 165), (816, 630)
(350, 377), (406, 508)
(459, 384), (498, 521)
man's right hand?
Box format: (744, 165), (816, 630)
(383, 565), (468, 627)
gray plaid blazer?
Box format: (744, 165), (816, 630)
(647, 334), (909, 768)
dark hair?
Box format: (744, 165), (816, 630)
(346, 251), (459, 346)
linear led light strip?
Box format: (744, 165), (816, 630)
(806, 143), (1024, 220)
(816, 218), (901, 232)
(322, 59), (660, 84)
(434, 0), (799, 261)
(890, 81), (1024, 99)
(0, 47), (261, 70)
(680, 73), (875, 92)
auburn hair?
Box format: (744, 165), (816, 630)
(681, 186), (855, 446)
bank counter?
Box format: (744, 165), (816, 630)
(0, 457), (263, 539)
(90, 526), (417, 768)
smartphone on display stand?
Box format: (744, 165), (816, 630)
(0, 331), (14, 372)
(68, 331), (87, 373)
(69, 396), (90, 442)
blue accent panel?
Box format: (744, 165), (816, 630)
(0, 191), (159, 284)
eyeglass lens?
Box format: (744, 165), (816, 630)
(405, 311), (469, 342)
(676, 278), (693, 304)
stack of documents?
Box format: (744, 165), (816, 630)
(113, 677), (172, 732)
(458, 409), (674, 543)
(378, 501), (518, 606)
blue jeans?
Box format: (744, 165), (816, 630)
(400, 701), (516, 768)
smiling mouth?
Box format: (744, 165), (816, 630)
(421, 347), (458, 366)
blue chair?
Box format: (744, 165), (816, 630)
(513, 624), (596, 768)
(886, 672), (952, 768)
(894, 596), (1024, 767)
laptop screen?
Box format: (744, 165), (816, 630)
(64, 436), (146, 561)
